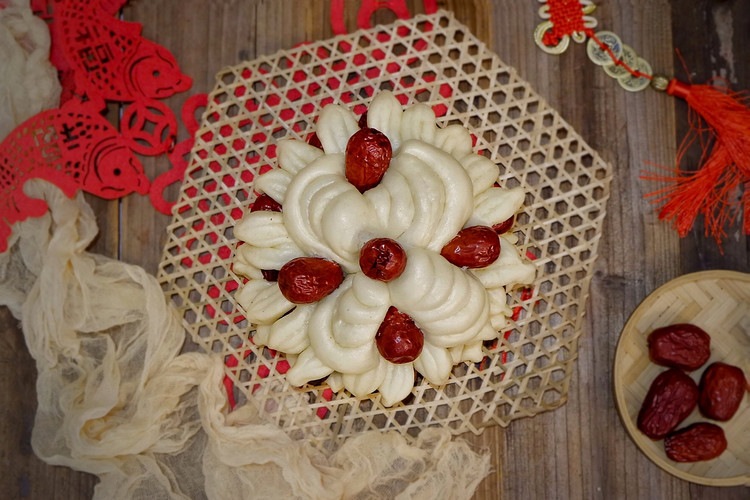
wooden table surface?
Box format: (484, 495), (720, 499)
(2, 1), (749, 498)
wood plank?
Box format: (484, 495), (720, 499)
(1, 1), (747, 499)
(472, 1), (747, 499)
(0, 307), (98, 499)
(669, 0), (750, 272)
(667, 0), (750, 494)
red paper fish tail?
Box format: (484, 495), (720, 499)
(0, 221), (11, 253)
(98, 0), (130, 17)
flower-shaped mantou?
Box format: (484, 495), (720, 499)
(234, 91), (535, 406)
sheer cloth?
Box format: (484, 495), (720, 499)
(0, 4), (491, 495)
(0, 180), (491, 499)
(0, 0), (61, 141)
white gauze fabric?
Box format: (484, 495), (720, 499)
(0, 0), (61, 141)
(0, 179), (492, 499)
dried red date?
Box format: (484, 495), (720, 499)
(345, 127), (392, 193)
(261, 269), (279, 282)
(440, 226), (501, 269)
(699, 362), (747, 421)
(251, 193), (282, 212)
(359, 238), (407, 282)
(358, 111), (368, 128)
(664, 423), (727, 462)
(277, 257), (343, 304)
(307, 132), (323, 150)
(376, 306), (424, 364)
(637, 368), (699, 440)
(647, 323), (710, 371)
(492, 215), (515, 235)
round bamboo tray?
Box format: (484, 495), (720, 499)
(614, 270), (750, 486)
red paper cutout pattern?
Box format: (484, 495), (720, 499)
(49, 0), (191, 103)
(121, 99), (178, 156)
(223, 348), (251, 410)
(150, 93), (208, 215)
(330, 0), (438, 35)
(0, 0), (197, 250)
(43, 0), (193, 161)
(0, 98), (149, 252)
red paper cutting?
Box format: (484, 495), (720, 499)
(48, 0), (191, 103)
(42, 0), (193, 162)
(330, 0), (438, 35)
(150, 93), (208, 215)
(3, 0), (198, 241)
(121, 99), (179, 156)
(0, 98), (150, 252)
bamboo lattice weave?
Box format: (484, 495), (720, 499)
(158, 11), (612, 446)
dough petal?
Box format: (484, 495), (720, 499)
(236, 280), (294, 325)
(277, 138), (324, 174)
(467, 187), (525, 228)
(366, 90), (403, 151)
(414, 343), (453, 386)
(254, 169), (293, 204)
(316, 104), (359, 154)
(378, 363), (415, 406)
(307, 277), (382, 375)
(286, 347), (334, 386)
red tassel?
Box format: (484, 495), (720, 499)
(644, 79), (750, 246)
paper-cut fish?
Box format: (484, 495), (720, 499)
(0, 99), (149, 252)
(50, 0), (192, 102)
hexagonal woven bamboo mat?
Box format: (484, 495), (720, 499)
(157, 10), (612, 447)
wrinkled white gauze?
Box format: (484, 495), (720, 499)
(0, 0), (61, 141)
(0, 181), (491, 500)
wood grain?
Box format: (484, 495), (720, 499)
(1, 1), (748, 499)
